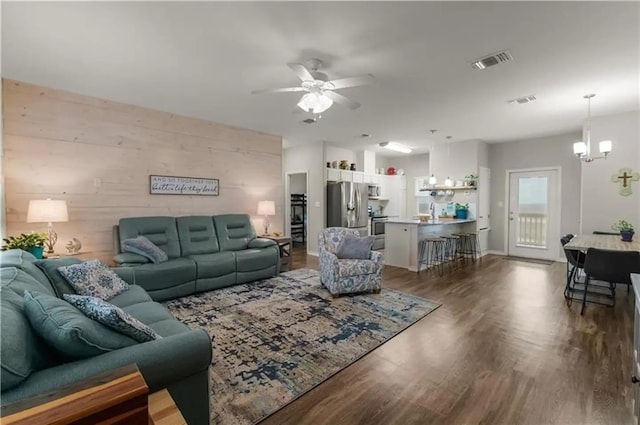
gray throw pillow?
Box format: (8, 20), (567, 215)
(64, 294), (161, 343)
(23, 291), (137, 360)
(336, 235), (375, 260)
(58, 260), (129, 300)
(121, 236), (168, 264)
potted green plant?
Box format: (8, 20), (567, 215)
(464, 173), (478, 187)
(455, 203), (470, 220)
(612, 220), (635, 242)
(2, 232), (48, 258)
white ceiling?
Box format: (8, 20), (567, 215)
(2, 2), (639, 154)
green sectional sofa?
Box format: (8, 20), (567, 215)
(0, 249), (212, 425)
(112, 214), (280, 301)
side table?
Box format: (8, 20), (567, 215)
(263, 235), (292, 272)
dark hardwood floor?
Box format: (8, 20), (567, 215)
(261, 251), (634, 425)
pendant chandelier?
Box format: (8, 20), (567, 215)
(573, 94), (612, 162)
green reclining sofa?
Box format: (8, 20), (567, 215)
(112, 214), (280, 301)
(0, 249), (212, 424)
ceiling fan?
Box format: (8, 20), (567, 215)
(251, 58), (375, 114)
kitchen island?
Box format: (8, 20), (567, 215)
(385, 219), (477, 271)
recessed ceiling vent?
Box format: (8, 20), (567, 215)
(471, 50), (513, 70)
(301, 117), (318, 124)
(507, 95), (537, 104)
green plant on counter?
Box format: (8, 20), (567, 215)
(2, 232), (47, 251)
(455, 203), (469, 211)
(612, 220), (634, 232)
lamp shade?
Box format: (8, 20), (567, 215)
(27, 199), (68, 223)
(599, 140), (612, 154)
(257, 200), (275, 216)
(297, 93), (333, 114)
(573, 142), (587, 156)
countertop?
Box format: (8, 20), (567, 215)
(386, 218), (476, 226)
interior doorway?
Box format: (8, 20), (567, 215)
(506, 168), (561, 261)
(285, 172), (308, 255)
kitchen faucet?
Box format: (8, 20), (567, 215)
(430, 202), (436, 221)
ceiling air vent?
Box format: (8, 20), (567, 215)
(507, 95), (537, 104)
(471, 50), (513, 70)
(301, 117), (318, 124)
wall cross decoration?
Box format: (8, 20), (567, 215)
(611, 168), (640, 196)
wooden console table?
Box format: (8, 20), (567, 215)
(1, 365), (185, 425)
(264, 235), (292, 272)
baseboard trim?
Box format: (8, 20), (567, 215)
(484, 250), (506, 256)
(307, 250), (319, 257)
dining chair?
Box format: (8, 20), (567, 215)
(580, 248), (640, 315)
(561, 234), (585, 303)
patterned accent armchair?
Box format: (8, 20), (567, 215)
(318, 228), (383, 297)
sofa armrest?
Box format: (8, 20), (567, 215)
(113, 252), (150, 266)
(248, 238), (277, 249)
(1, 329), (212, 404)
(370, 251), (384, 266)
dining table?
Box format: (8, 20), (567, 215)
(563, 234), (640, 252)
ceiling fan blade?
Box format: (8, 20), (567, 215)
(323, 91), (360, 110)
(287, 63), (315, 82)
(326, 74), (375, 90)
(251, 87), (305, 95)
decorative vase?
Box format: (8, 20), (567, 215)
(455, 209), (468, 220)
(339, 160), (349, 170)
(27, 246), (44, 259)
(620, 230), (634, 242)
(350, 163), (356, 171)
(331, 161), (338, 169)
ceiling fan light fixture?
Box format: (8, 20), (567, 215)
(379, 142), (412, 154)
(297, 92), (333, 114)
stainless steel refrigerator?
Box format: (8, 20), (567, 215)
(327, 181), (369, 235)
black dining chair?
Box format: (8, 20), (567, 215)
(561, 234), (586, 302)
(580, 248), (640, 315)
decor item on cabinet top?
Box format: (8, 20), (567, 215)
(465, 173), (478, 187)
(339, 160), (349, 170)
(612, 219), (634, 242)
(350, 163), (356, 171)
(387, 167), (396, 175)
(378, 168), (386, 175)
(331, 161), (338, 169)
(455, 203), (470, 220)
(396, 169), (405, 176)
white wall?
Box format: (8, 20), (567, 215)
(283, 142), (324, 254)
(488, 132), (582, 252)
(289, 173), (307, 194)
(430, 140), (481, 184)
(580, 111), (640, 233)
(325, 145), (356, 168)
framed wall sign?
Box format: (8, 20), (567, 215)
(149, 175), (219, 196)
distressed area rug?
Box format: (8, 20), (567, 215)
(163, 268), (440, 425)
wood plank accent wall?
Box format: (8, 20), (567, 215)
(3, 79), (283, 262)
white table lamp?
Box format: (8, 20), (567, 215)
(27, 199), (69, 254)
(257, 200), (275, 236)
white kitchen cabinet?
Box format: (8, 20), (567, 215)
(371, 175), (381, 184)
(352, 172), (364, 183)
(382, 176), (407, 218)
(340, 170), (353, 181)
(326, 168), (341, 181)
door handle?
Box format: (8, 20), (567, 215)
(632, 375), (640, 384)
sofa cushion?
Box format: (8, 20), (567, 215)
(0, 249), (52, 291)
(189, 251), (236, 278)
(122, 236), (168, 264)
(336, 235), (375, 260)
(58, 260), (129, 300)
(1, 270), (59, 391)
(34, 257), (83, 297)
(147, 318), (191, 337)
(177, 216), (220, 255)
(118, 216), (181, 259)
(337, 259), (377, 277)
(23, 291), (137, 360)
(108, 285), (153, 309)
(125, 258), (197, 292)
(64, 295), (161, 343)
(121, 301), (174, 325)
(235, 248), (278, 272)
(214, 214), (256, 251)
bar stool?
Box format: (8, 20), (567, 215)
(441, 235), (461, 271)
(452, 232), (481, 264)
(418, 237), (445, 275)
(466, 232), (481, 262)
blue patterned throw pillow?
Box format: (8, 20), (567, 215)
(121, 236), (168, 264)
(58, 260), (129, 300)
(63, 294), (161, 343)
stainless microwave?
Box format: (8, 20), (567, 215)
(367, 184), (381, 199)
